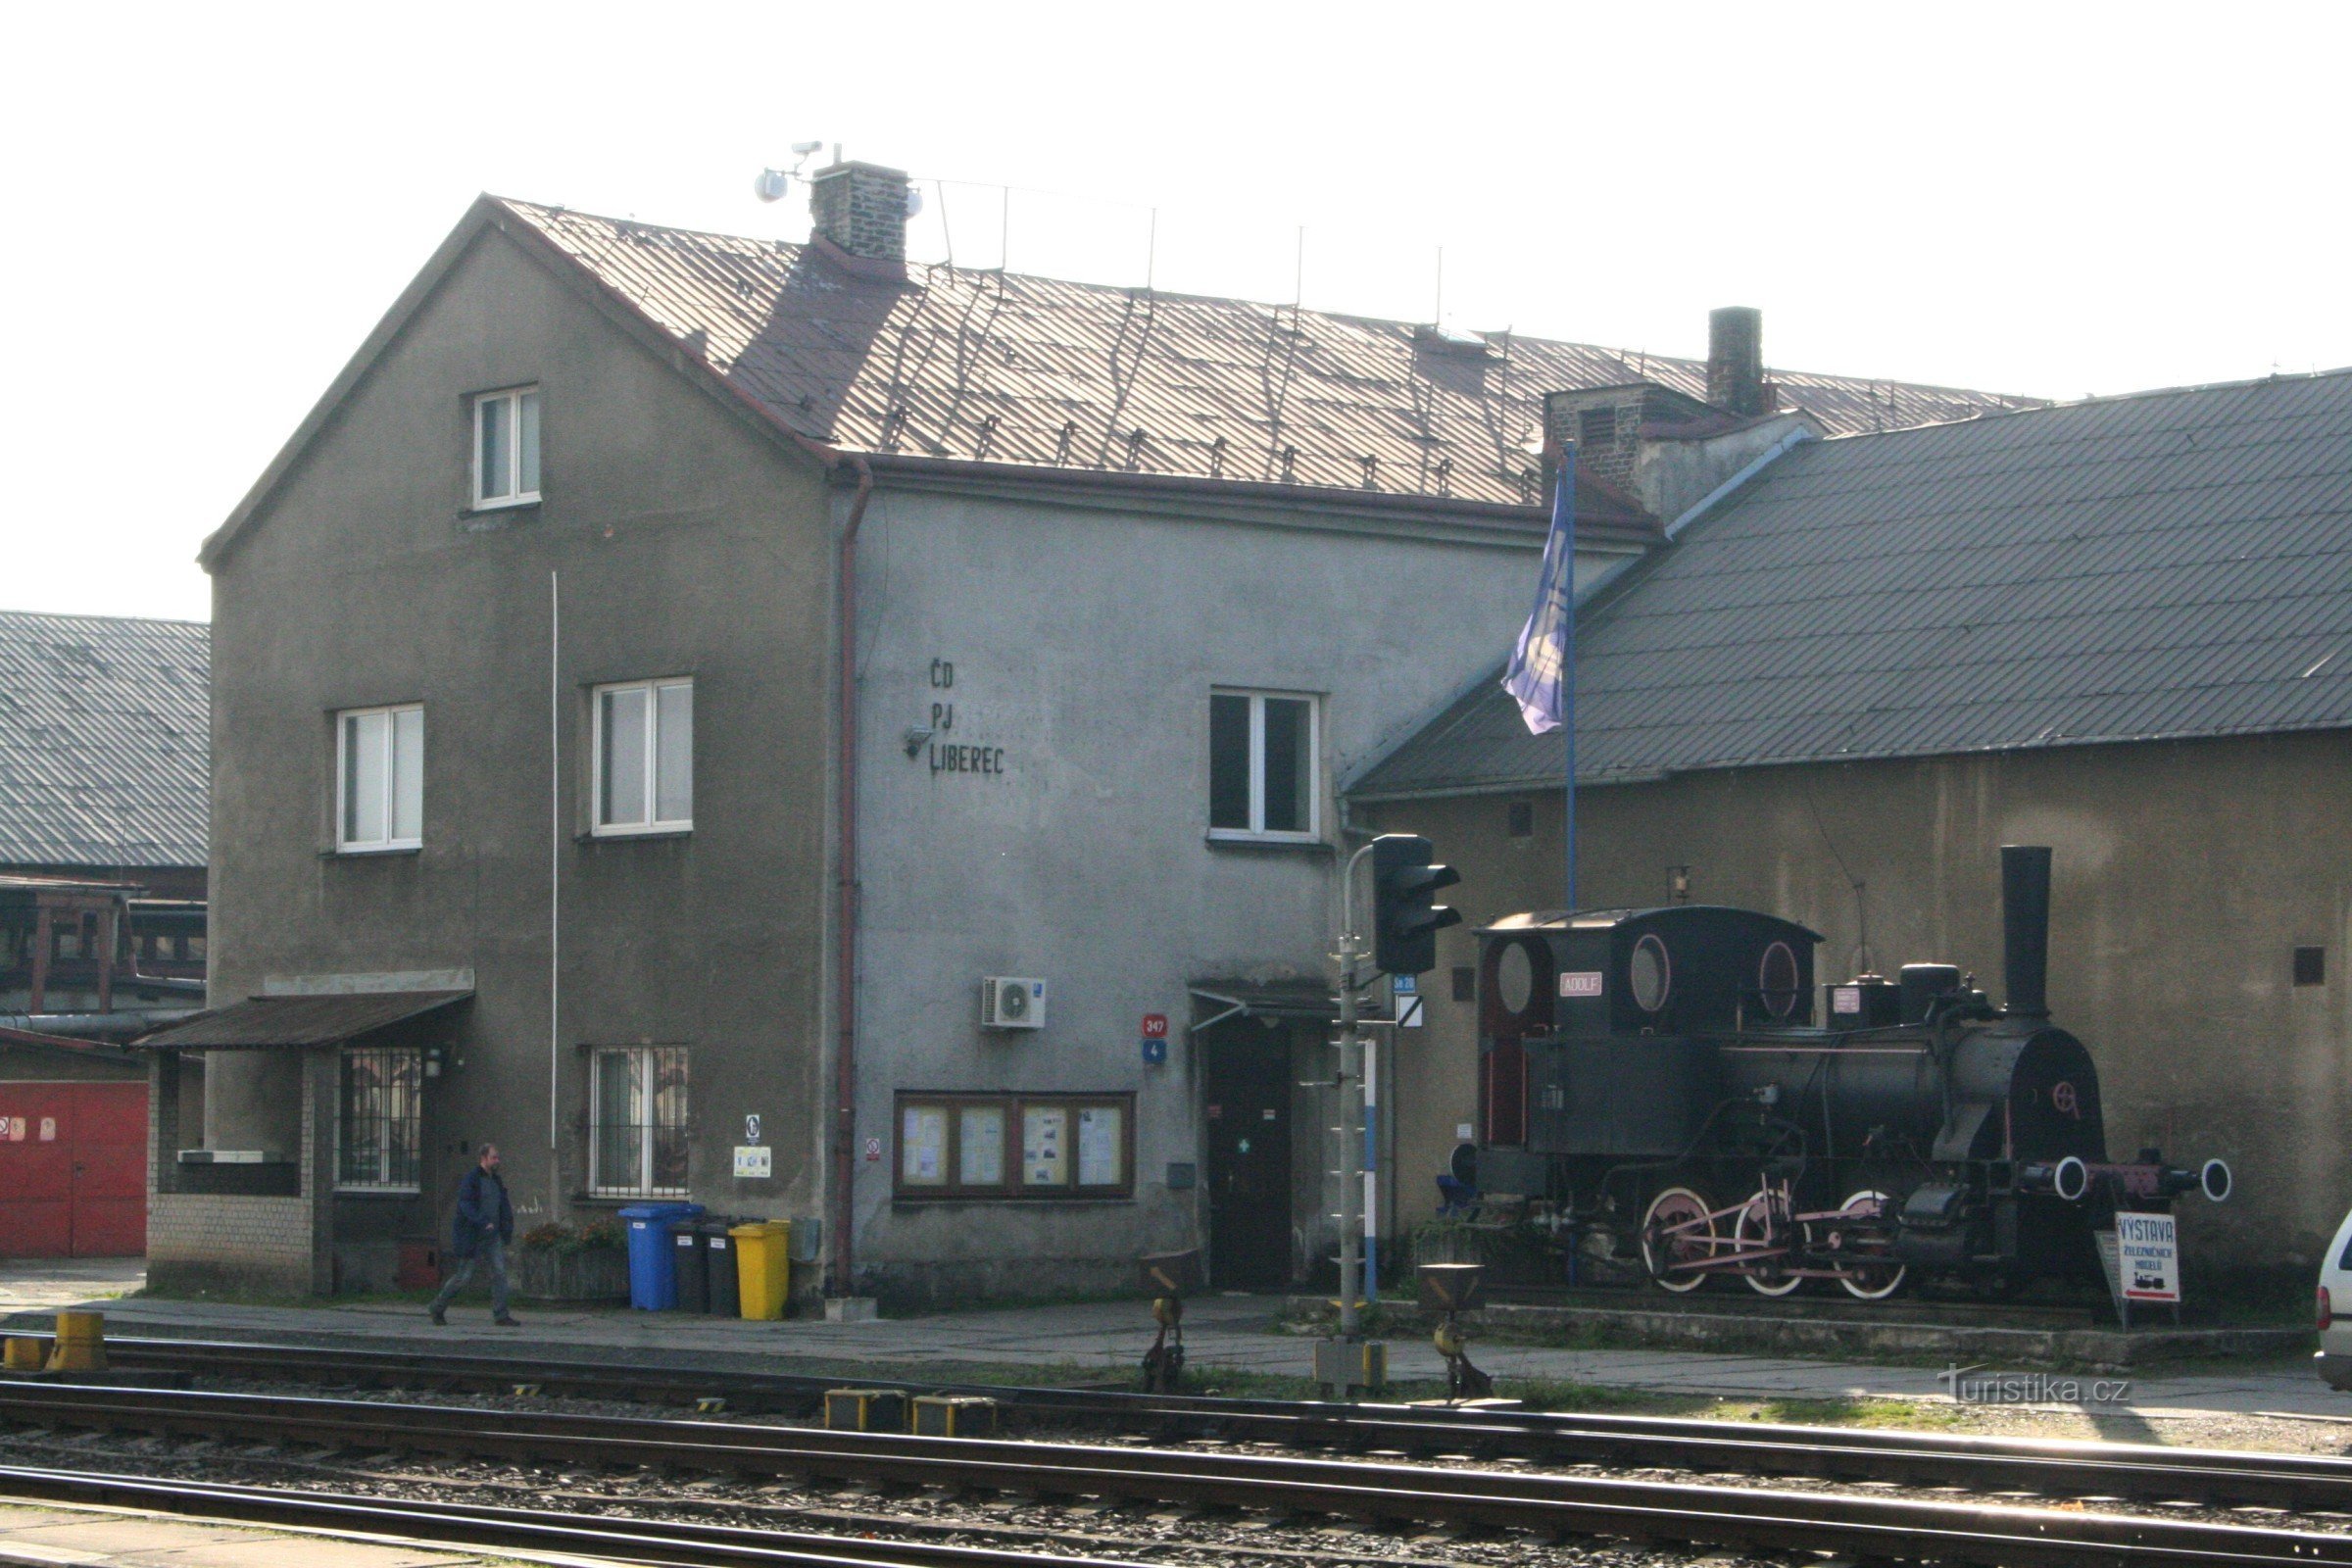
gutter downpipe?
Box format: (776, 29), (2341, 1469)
(831, 452), (876, 1296)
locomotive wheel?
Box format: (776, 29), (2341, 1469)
(1734, 1189), (1806, 1297)
(1640, 1186), (1717, 1294)
(1830, 1189), (1907, 1301)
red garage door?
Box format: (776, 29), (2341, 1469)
(0, 1082), (147, 1257)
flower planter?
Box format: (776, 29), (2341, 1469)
(513, 1245), (629, 1302)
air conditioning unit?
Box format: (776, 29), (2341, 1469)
(981, 976), (1048, 1031)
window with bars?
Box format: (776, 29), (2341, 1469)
(337, 1046), (423, 1192)
(590, 1046), (690, 1196)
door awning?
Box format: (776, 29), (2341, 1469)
(136, 991), (470, 1051)
(1189, 980), (1393, 1034)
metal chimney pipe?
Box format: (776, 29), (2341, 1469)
(2000, 845), (2053, 1018)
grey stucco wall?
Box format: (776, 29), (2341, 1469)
(1365, 730), (2352, 1276)
(205, 222), (836, 1253)
(842, 481), (1630, 1299)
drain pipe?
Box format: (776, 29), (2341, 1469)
(831, 453), (876, 1296)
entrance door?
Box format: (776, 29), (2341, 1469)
(0, 1081), (148, 1257)
(67, 1084), (148, 1255)
(1202, 1024), (1295, 1289)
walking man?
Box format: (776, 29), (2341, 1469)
(429, 1144), (519, 1326)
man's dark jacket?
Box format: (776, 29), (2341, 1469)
(448, 1165), (514, 1259)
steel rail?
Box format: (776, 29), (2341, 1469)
(76, 1334), (2352, 1511)
(0, 1382), (2344, 1566)
(0, 1462), (1141, 1568)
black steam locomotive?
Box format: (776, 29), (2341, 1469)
(1461, 847), (2230, 1299)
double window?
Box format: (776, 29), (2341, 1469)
(1208, 689), (1319, 841)
(590, 1046), (689, 1196)
(894, 1092), (1133, 1200)
(593, 678), (694, 834)
(336, 1046), (423, 1192)
(471, 386), (541, 509)
(337, 705), (423, 852)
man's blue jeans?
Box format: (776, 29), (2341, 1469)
(430, 1236), (511, 1317)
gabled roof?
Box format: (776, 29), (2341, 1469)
(497, 199), (2037, 510)
(0, 611), (209, 869)
(1349, 368), (2352, 798)
(204, 195), (2040, 567)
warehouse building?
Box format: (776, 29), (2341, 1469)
(0, 610), (211, 1257)
(157, 162), (2031, 1299)
(1349, 368), (2352, 1276)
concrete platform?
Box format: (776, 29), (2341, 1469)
(0, 1257), (2340, 1423)
(0, 1499), (608, 1566)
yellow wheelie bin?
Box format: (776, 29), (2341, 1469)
(730, 1220), (791, 1319)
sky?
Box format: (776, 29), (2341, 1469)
(5, 1), (2348, 622)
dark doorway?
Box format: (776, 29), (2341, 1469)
(1202, 1022), (1295, 1289)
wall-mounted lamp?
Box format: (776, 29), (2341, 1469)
(904, 726), (934, 758)
(1668, 865), (1691, 904)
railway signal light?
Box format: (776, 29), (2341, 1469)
(1371, 834), (1462, 976)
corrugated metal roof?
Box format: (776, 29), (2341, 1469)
(498, 200), (2040, 511)
(0, 612), (209, 870)
(138, 991), (469, 1051)
(1349, 369), (2352, 797)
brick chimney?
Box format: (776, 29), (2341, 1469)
(1706, 306), (1774, 416)
(808, 160), (910, 267)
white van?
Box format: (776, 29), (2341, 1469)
(2322, 1205), (2352, 1391)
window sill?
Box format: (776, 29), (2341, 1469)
(334, 1187), (422, 1199)
(575, 827), (694, 845)
(569, 1194), (694, 1210)
(467, 494), (541, 514)
(458, 500), (541, 535)
(1204, 831), (1331, 856)
(322, 844), (423, 858)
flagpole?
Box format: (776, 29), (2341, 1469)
(1560, 442), (1578, 914)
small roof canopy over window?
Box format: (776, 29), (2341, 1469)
(137, 991), (470, 1052)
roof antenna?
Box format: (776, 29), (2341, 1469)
(1434, 245), (1444, 326)
(1146, 207), (1157, 292)
(753, 140), (825, 205)
(1294, 225), (1305, 311)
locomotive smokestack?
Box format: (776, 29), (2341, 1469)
(2000, 845), (2053, 1018)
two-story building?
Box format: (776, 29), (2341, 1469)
(147, 162), (2030, 1300)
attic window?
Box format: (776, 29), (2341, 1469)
(471, 387), (541, 509)
(1578, 407), (1618, 449)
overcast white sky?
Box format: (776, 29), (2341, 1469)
(5, 1), (2347, 622)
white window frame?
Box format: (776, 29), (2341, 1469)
(470, 385), (541, 510)
(334, 704), (424, 853)
(1207, 687), (1321, 844)
(591, 677), (693, 837)
(588, 1045), (690, 1198)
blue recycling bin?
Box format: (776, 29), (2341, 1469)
(618, 1202), (705, 1309)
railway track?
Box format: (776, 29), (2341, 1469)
(1, 1381), (2347, 1566)
(67, 1334), (2352, 1510)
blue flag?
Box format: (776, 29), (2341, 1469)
(1502, 453), (1576, 734)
